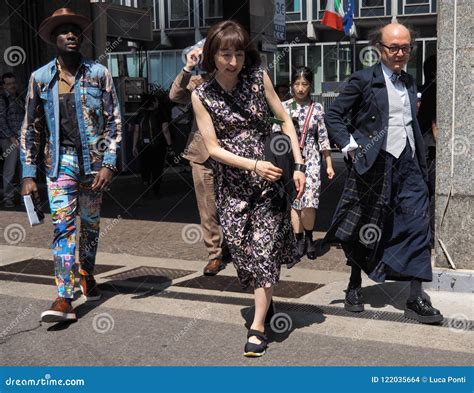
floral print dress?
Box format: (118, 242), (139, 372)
(194, 67), (298, 289)
(281, 99), (331, 210)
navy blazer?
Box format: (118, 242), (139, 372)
(324, 63), (428, 181)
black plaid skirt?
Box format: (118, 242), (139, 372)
(324, 145), (432, 282)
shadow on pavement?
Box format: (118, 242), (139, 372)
(239, 305), (326, 345)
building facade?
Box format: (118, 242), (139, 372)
(102, 0), (437, 94)
(0, 0), (437, 95)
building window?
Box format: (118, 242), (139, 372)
(204, 0), (222, 18)
(275, 47), (290, 88)
(307, 45), (322, 94)
(291, 46), (305, 69)
(148, 51), (183, 89)
(286, 0), (305, 22)
(106, 0), (138, 7)
(360, 0), (386, 17)
(108, 55), (119, 77)
(337, 45), (352, 82)
(286, 0), (301, 13)
(169, 0), (189, 20)
(403, 0), (431, 14)
(361, 0), (384, 6)
(153, 0), (160, 30)
(123, 0), (138, 6)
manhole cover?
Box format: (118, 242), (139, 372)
(105, 266), (195, 285)
(0, 259), (123, 276)
(173, 275), (324, 298)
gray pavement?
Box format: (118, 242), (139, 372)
(0, 295), (471, 366)
(0, 245), (472, 366)
(0, 171), (472, 366)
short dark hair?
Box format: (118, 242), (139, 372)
(2, 72), (15, 82)
(201, 20), (261, 73)
(291, 66), (313, 85)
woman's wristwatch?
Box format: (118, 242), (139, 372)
(294, 163), (306, 173)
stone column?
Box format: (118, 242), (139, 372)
(435, 0), (474, 271)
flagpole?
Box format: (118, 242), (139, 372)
(350, 35), (356, 73)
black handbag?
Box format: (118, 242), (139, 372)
(219, 91), (297, 210)
(263, 131), (296, 211)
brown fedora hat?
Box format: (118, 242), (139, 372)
(39, 8), (92, 45)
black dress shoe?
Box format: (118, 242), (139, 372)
(404, 297), (443, 324)
(296, 237), (306, 258)
(344, 286), (364, 312)
(306, 236), (317, 260)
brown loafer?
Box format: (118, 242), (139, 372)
(41, 297), (77, 323)
(203, 258), (225, 276)
(79, 274), (102, 302)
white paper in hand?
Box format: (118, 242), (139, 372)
(23, 195), (44, 226)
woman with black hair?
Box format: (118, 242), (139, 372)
(282, 66), (334, 259)
(191, 20), (305, 357)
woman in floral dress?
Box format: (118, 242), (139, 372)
(281, 66), (335, 259)
(191, 21), (306, 357)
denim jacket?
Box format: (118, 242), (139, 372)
(20, 58), (122, 179)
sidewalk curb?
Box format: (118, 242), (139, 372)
(425, 268), (473, 293)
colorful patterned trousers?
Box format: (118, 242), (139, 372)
(47, 149), (102, 298)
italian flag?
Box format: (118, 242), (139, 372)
(322, 0), (344, 31)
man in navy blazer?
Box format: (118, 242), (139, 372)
(324, 22), (442, 324)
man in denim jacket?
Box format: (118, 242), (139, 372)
(20, 8), (122, 323)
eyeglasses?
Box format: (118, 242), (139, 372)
(378, 43), (413, 54)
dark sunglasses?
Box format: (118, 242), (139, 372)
(378, 43), (413, 54)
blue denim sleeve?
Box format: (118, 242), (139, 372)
(100, 68), (122, 167)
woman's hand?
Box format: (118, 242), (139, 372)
(185, 47), (203, 71)
(293, 171), (306, 199)
(132, 144), (139, 158)
(326, 166), (335, 180)
(254, 160), (283, 182)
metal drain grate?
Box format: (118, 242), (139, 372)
(0, 270), (470, 331)
(141, 289), (474, 331)
(173, 275), (324, 298)
(0, 259), (123, 276)
(0, 272), (53, 285)
(105, 266), (196, 284)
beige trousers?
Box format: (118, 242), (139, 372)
(190, 160), (225, 261)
